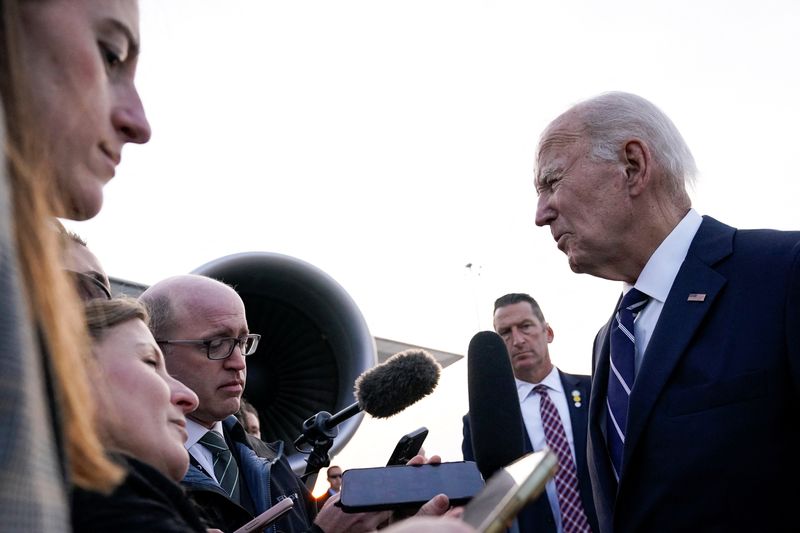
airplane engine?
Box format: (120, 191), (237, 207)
(192, 252), (376, 473)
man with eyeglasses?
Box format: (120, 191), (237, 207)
(140, 274), (435, 533)
(60, 228), (112, 301)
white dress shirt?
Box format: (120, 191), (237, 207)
(626, 208), (703, 375)
(185, 419), (226, 484)
(517, 366), (578, 533)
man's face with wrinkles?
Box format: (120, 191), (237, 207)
(534, 113), (633, 277)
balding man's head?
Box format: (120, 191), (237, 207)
(140, 275), (252, 427)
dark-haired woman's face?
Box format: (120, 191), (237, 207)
(19, 0), (151, 220)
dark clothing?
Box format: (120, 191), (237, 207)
(71, 454), (207, 532)
(463, 370), (597, 533)
(315, 489), (336, 510)
(182, 416), (318, 533)
(588, 217), (800, 533)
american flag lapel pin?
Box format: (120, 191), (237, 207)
(687, 293), (706, 302)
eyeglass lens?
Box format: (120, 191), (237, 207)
(208, 335), (259, 359)
(70, 271), (112, 301)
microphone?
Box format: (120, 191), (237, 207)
(467, 331), (526, 480)
(294, 349), (441, 451)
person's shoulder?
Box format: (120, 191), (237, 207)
(699, 216), (800, 250)
(72, 455), (206, 533)
(556, 368), (591, 388)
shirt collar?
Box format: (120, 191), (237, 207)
(185, 419), (224, 450)
(516, 366), (561, 402)
(626, 208), (703, 301)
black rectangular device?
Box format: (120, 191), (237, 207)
(339, 461), (484, 513)
(386, 427), (429, 466)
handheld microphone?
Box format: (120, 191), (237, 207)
(467, 331), (526, 480)
(294, 349), (441, 451)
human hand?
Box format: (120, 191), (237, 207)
(314, 493), (392, 533)
(405, 453), (440, 466)
(378, 516), (476, 533)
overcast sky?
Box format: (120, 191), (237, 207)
(66, 0), (800, 486)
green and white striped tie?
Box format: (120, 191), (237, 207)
(199, 430), (241, 503)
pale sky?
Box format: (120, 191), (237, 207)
(66, 0), (800, 491)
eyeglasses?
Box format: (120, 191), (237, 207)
(69, 270), (112, 301)
(157, 334), (261, 360)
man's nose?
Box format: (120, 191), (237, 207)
(535, 193), (555, 227)
(224, 346), (247, 370)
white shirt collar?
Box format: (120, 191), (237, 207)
(516, 366), (561, 403)
(627, 208), (703, 300)
(185, 419), (224, 450)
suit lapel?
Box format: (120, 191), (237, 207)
(590, 312), (614, 437)
(588, 309), (617, 509)
(560, 371), (590, 474)
(621, 217), (733, 473)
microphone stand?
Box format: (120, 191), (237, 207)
(295, 403), (361, 485)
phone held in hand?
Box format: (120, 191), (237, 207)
(386, 427), (429, 466)
(460, 449), (558, 533)
(339, 461), (484, 513)
(233, 497), (294, 533)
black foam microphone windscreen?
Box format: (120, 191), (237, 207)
(467, 331), (526, 480)
(355, 349), (441, 418)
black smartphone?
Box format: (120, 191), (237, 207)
(386, 427), (429, 466)
(339, 461), (484, 513)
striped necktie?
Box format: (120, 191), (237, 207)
(606, 288), (649, 479)
(199, 430), (241, 503)
(535, 385), (592, 533)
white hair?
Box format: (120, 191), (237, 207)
(571, 92), (697, 189)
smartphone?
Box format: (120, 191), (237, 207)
(460, 449), (558, 533)
(233, 497), (294, 533)
(386, 427), (429, 466)
(339, 461), (484, 513)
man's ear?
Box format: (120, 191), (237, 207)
(624, 139), (651, 196)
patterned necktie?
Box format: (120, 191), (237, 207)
(534, 385), (592, 533)
(199, 430), (241, 503)
(606, 288), (649, 480)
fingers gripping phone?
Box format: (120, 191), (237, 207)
(233, 497), (294, 533)
(386, 427), (429, 466)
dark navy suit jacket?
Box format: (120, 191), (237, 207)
(588, 216), (800, 533)
(462, 369), (598, 533)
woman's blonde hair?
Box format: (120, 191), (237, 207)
(1, 0), (123, 491)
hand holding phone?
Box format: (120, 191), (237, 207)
(460, 449), (558, 533)
(233, 497), (294, 533)
(386, 427), (429, 466)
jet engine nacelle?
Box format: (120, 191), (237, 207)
(192, 252), (376, 473)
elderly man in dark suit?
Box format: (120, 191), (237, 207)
(534, 91), (800, 533)
(462, 293), (598, 533)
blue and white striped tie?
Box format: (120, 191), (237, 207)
(606, 288), (649, 480)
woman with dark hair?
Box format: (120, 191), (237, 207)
(1, 0), (150, 528)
